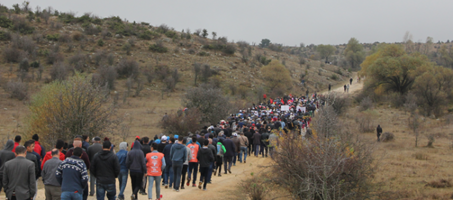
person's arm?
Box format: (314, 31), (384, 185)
(81, 164), (88, 190)
(29, 162), (36, 198)
(170, 146), (174, 161)
(2, 165), (7, 193)
(126, 152), (131, 169)
(90, 155), (96, 178)
(41, 154), (48, 170)
(41, 146), (46, 160)
(222, 145), (226, 154)
(113, 156), (120, 178)
(55, 162), (63, 185)
(41, 163), (47, 183)
(83, 153), (90, 169)
(161, 157), (166, 171)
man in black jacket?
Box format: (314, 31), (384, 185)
(87, 136), (102, 196)
(139, 137), (151, 195)
(90, 140), (120, 200)
(0, 140), (16, 192)
(222, 136), (236, 174)
(197, 140), (214, 191)
(377, 125), (383, 142)
(244, 128), (253, 155)
(260, 130), (270, 157)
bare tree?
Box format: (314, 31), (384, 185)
(159, 108), (202, 136)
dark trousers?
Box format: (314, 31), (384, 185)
(96, 183), (116, 200)
(199, 167), (209, 189)
(188, 162), (198, 184)
(377, 133), (381, 142)
(216, 156), (223, 174)
(130, 172), (143, 199)
(172, 164), (183, 190)
(248, 143), (253, 155)
(223, 156), (233, 172)
(181, 165), (188, 188)
(207, 162), (214, 183)
(232, 152), (238, 165)
(83, 185), (88, 200)
(260, 142), (268, 157)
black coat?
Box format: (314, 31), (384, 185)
(251, 133), (262, 145)
(197, 147), (214, 168)
(91, 150), (120, 184)
(222, 139), (236, 157)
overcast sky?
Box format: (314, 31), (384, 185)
(2, 0), (452, 46)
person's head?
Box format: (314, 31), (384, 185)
(56, 139), (65, 150)
(182, 137), (187, 145)
(208, 138), (212, 144)
(192, 136), (197, 144)
(73, 147), (83, 158)
(24, 140), (35, 152)
(63, 142), (68, 150)
(203, 139), (209, 147)
(73, 138), (82, 148)
(151, 143), (158, 151)
(82, 135), (89, 142)
(14, 135), (21, 143)
(142, 137), (149, 144)
(15, 146), (26, 157)
(32, 134), (39, 141)
(103, 140), (111, 150)
(93, 136), (101, 143)
(161, 136), (167, 143)
(178, 136), (184, 143)
(169, 137), (175, 144)
(51, 148), (59, 157)
(208, 134), (214, 139)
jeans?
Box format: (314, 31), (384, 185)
(148, 176), (161, 199)
(172, 164), (183, 190)
(118, 170), (128, 199)
(239, 146), (248, 162)
(248, 143), (253, 155)
(130, 172), (143, 199)
(223, 156), (232, 172)
(269, 146), (275, 159)
(199, 167), (209, 189)
(254, 145), (260, 156)
(45, 185), (62, 200)
(89, 174), (96, 196)
(181, 165), (188, 188)
(207, 162), (214, 183)
(61, 191), (82, 200)
(163, 165), (174, 187)
(96, 183), (116, 200)
(232, 152), (238, 165)
(188, 162), (198, 184)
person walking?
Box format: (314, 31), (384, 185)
(214, 139), (226, 176)
(90, 140), (120, 200)
(350, 77), (353, 85)
(197, 140), (214, 191)
(343, 84), (347, 92)
(56, 147), (88, 200)
(65, 137), (90, 200)
(206, 138), (216, 184)
(3, 146), (36, 200)
(238, 132), (249, 163)
(251, 131), (262, 157)
(347, 84), (350, 93)
(260, 130), (270, 158)
(42, 149), (63, 200)
(24, 140), (41, 200)
(0, 139), (17, 192)
(244, 129), (253, 156)
(186, 136), (199, 187)
(87, 137), (102, 197)
(12, 135), (21, 153)
(32, 134), (46, 160)
(139, 137), (151, 196)
(116, 142), (129, 200)
(268, 131), (278, 159)
(163, 137), (174, 189)
(328, 84), (331, 92)
(377, 125), (383, 142)
(82, 135), (90, 152)
(126, 140), (146, 200)
(146, 143), (165, 200)
(180, 137), (191, 190)
(231, 133), (240, 166)
(41, 140), (66, 169)
(170, 136), (186, 192)
(222, 135), (236, 174)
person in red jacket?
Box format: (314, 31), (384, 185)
(41, 139), (66, 169)
(263, 94), (267, 101)
(32, 134), (46, 159)
(12, 135), (21, 152)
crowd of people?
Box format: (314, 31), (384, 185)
(0, 93), (322, 200)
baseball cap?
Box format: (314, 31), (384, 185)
(161, 136), (167, 141)
(174, 135), (179, 139)
(93, 137), (101, 141)
(233, 133), (238, 137)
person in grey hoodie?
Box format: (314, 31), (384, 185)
(180, 137), (192, 190)
(170, 136), (186, 191)
(0, 140), (16, 191)
(42, 149), (62, 200)
(126, 140), (146, 200)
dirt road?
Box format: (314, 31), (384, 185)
(323, 73), (363, 95)
(35, 155), (271, 200)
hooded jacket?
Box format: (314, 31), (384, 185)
(0, 140), (16, 167)
(163, 143), (174, 166)
(170, 143), (186, 166)
(196, 147), (214, 168)
(90, 150), (120, 184)
(126, 141), (146, 174)
(116, 142), (128, 172)
(222, 138), (236, 157)
(33, 141), (46, 158)
(251, 132), (262, 145)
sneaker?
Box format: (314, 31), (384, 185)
(213, 171), (216, 176)
(165, 184), (168, 189)
(181, 186), (185, 189)
(207, 181), (212, 184)
(192, 183), (196, 187)
(131, 195), (135, 200)
(139, 191), (147, 195)
(244, 160), (246, 163)
(218, 173), (222, 177)
(224, 172), (227, 175)
(228, 169), (232, 174)
(203, 188), (207, 191)
(176, 189), (180, 192)
(118, 196), (124, 200)
(187, 178), (191, 186)
(198, 181), (202, 189)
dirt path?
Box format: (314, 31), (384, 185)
(35, 155), (271, 200)
(322, 73), (363, 95)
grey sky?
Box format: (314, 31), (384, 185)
(3, 0), (452, 45)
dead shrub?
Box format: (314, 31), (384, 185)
(241, 175), (268, 200)
(380, 132), (394, 142)
(143, 67), (154, 84)
(92, 66), (117, 90)
(388, 92), (405, 108)
(116, 58), (139, 79)
(359, 96), (373, 111)
(159, 108), (202, 136)
(50, 62), (69, 81)
(59, 33), (71, 43)
(68, 53), (88, 72)
(355, 110), (377, 133)
(72, 31), (84, 41)
(321, 92), (350, 114)
(425, 179), (451, 188)
(154, 64), (171, 81)
(11, 35), (36, 56)
(46, 51), (64, 64)
(427, 135), (435, 148)
(3, 47), (22, 63)
(6, 80), (28, 100)
(19, 58), (30, 72)
(414, 152), (428, 160)
(93, 50), (107, 66)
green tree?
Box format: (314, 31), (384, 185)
(316, 44), (336, 63)
(259, 39), (270, 48)
(261, 60), (292, 92)
(360, 44), (429, 95)
(344, 38), (365, 69)
(202, 29), (208, 38)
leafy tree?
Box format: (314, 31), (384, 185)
(261, 60), (292, 92)
(360, 44), (430, 95)
(316, 44), (336, 62)
(202, 29), (208, 38)
(344, 38), (365, 69)
(259, 38), (270, 48)
(439, 44), (453, 68)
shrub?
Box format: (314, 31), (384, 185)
(122, 43), (131, 55)
(222, 44), (236, 55)
(193, 29), (201, 36)
(93, 50), (107, 66)
(127, 37), (136, 47)
(201, 29), (208, 38)
(159, 108), (202, 136)
(83, 23), (101, 35)
(164, 76), (176, 92)
(425, 179), (451, 188)
(0, 16), (12, 28)
(6, 80), (28, 100)
(92, 66), (117, 90)
(164, 30), (177, 38)
(139, 30), (160, 40)
(97, 39), (104, 46)
(330, 74), (338, 80)
(149, 41), (168, 53)
(241, 175), (268, 200)
(355, 110), (377, 133)
(46, 34), (60, 41)
(11, 16), (34, 34)
(3, 47), (22, 63)
(414, 152), (428, 160)
(154, 64), (171, 81)
(188, 49), (196, 54)
(116, 58), (139, 79)
(46, 51), (64, 64)
(381, 132), (394, 142)
(0, 31), (11, 41)
(50, 62), (69, 81)
(58, 33), (71, 43)
(26, 74), (118, 150)
(359, 96), (373, 111)
(321, 92), (350, 114)
(68, 53), (88, 72)
(19, 58), (30, 72)
(156, 24), (170, 33)
(72, 31), (84, 41)
(197, 51), (209, 56)
(11, 35), (36, 55)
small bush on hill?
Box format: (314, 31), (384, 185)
(97, 39), (104, 46)
(156, 24), (170, 33)
(330, 74), (338, 80)
(72, 31), (84, 41)
(222, 44), (236, 55)
(92, 66), (117, 90)
(50, 62), (69, 81)
(139, 30), (160, 40)
(19, 58), (30, 72)
(3, 47), (22, 63)
(6, 80), (28, 100)
(68, 53), (88, 72)
(46, 51), (64, 65)
(359, 96), (373, 111)
(159, 108), (202, 136)
(116, 58), (139, 79)
(11, 16), (34, 34)
(0, 16), (12, 28)
(46, 34), (60, 41)
(164, 30), (177, 38)
(0, 31), (11, 41)
(154, 64), (170, 81)
(381, 132), (394, 142)
(197, 51), (209, 56)
(58, 33), (71, 43)
(149, 41), (168, 53)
